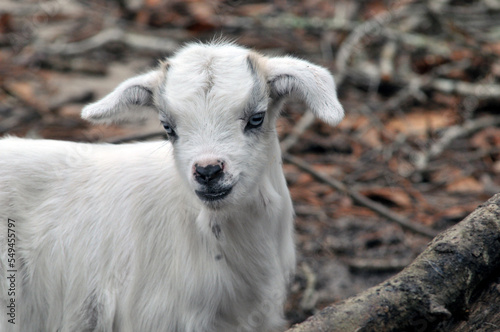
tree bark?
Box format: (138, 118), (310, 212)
(287, 193), (500, 332)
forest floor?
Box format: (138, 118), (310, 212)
(1, 0), (499, 327)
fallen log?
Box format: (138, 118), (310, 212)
(287, 193), (500, 332)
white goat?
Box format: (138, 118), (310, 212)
(0, 41), (343, 332)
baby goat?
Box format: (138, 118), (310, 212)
(0, 41), (343, 332)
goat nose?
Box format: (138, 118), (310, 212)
(194, 163), (223, 184)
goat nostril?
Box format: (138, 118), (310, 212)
(195, 164), (223, 183)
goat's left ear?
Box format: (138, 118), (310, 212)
(81, 69), (165, 123)
(267, 57), (344, 126)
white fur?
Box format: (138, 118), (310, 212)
(0, 41), (343, 332)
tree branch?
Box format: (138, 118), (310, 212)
(38, 28), (180, 55)
(286, 193), (500, 331)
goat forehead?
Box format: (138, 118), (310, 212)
(163, 46), (261, 117)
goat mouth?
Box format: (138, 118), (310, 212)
(195, 187), (232, 202)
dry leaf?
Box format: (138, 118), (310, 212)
(336, 114), (370, 132)
(471, 127), (500, 149)
(493, 161), (500, 174)
(446, 177), (484, 193)
(435, 203), (478, 224)
(360, 127), (382, 148)
(5, 81), (35, 104)
(360, 187), (412, 208)
(430, 167), (462, 184)
(385, 110), (457, 136)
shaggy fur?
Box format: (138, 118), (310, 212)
(0, 41), (343, 332)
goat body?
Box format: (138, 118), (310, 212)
(0, 41), (343, 332)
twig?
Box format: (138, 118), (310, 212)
(294, 205), (329, 222)
(383, 80), (427, 113)
(347, 68), (500, 101)
(430, 79), (500, 99)
(38, 28), (180, 55)
(412, 116), (500, 171)
(299, 262), (318, 312)
(280, 111), (316, 154)
(0, 0), (84, 16)
(343, 257), (411, 272)
(283, 153), (438, 238)
(380, 41), (397, 81)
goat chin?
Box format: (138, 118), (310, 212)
(0, 40), (343, 332)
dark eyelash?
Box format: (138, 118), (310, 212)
(161, 122), (177, 139)
(245, 112), (265, 131)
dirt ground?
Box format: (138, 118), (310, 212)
(1, 0), (499, 327)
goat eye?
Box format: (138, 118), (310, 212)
(162, 122), (176, 137)
(246, 112), (265, 130)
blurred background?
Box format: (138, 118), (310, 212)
(1, 0), (499, 326)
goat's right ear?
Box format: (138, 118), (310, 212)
(82, 69), (165, 123)
(266, 56), (344, 126)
